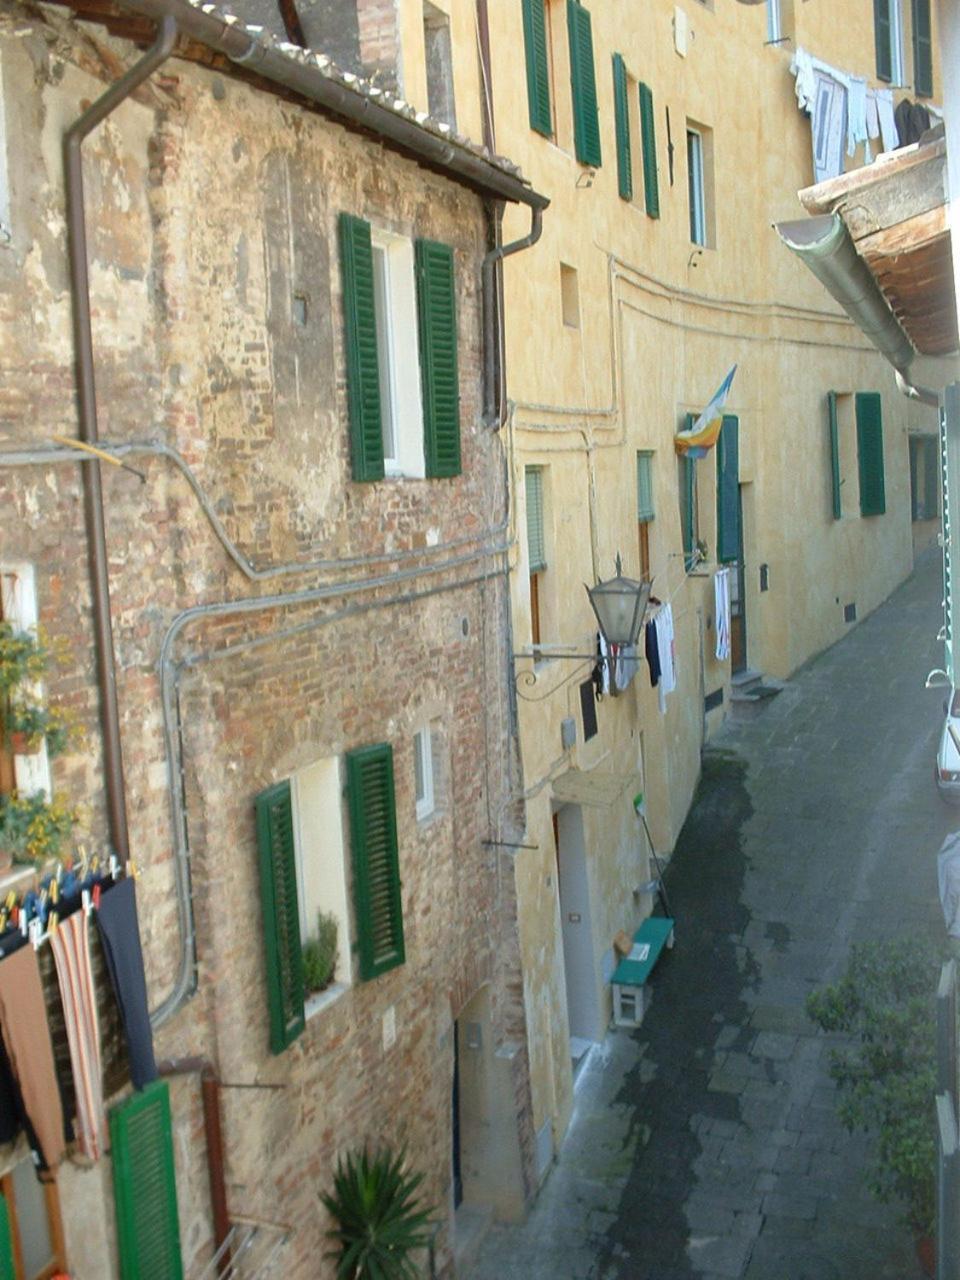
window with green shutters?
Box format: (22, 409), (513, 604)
(567, 1), (601, 168)
(856, 392), (886, 517)
(612, 54), (632, 201)
(679, 428), (698, 572)
(523, 0), (552, 136)
(347, 744), (405, 982)
(874, 0), (894, 81)
(638, 83), (660, 219)
(525, 467), (547, 573)
(415, 238), (461, 478)
(716, 416), (740, 564)
(256, 780), (305, 1054)
(912, 0), (933, 97)
(827, 391), (842, 520)
(339, 213), (385, 482)
(637, 452), (654, 579)
(111, 1081), (183, 1280)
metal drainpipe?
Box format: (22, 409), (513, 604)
(896, 369), (942, 408)
(63, 15), (178, 863)
(482, 205), (543, 428)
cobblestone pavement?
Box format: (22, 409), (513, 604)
(465, 552), (953, 1280)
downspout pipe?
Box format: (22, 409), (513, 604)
(64, 15), (178, 864)
(896, 369), (941, 408)
(482, 205), (544, 427)
(775, 213), (916, 375)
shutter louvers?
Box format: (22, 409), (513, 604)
(682, 417), (696, 571)
(612, 54), (632, 201)
(716, 416), (740, 564)
(912, 0), (933, 97)
(638, 83), (660, 219)
(256, 781), (305, 1054)
(856, 392), (886, 516)
(339, 213), (385, 482)
(874, 0), (893, 82)
(523, 0), (553, 136)
(924, 435), (940, 519)
(348, 744), (404, 981)
(526, 468), (547, 572)
(828, 391), (842, 520)
(637, 453), (654, 522)
(567, 1), (602, 168)
(0, 1195), (13, 1280)
(111, 1081), (183, 1280)
(416, 239), (461, 479)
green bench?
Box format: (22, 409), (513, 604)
(611, 916), (675, 1027)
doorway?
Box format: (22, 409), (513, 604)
(553, 805), (602, 1050)
(730, 485), (747, 673)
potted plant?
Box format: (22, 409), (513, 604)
(806, 939), (938, 1272)
(5, 700), (82, 758)
(302, 911), (338, 995)
(321, 1146), (434, 1280)
(0, 624), (49, 694)
(0, 793), (79, 872)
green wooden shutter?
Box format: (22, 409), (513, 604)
(638, 83), (660, 219)
(567, 1), (601, 168)
(681, 419), (696, 570)
(856, 391), (886, 516)
(637, 452), (654, 522)
(111, 1081), (183, 1280)
(347, 744), (404, 981)
(912, 0), (933, 97)
(874, 0), (893, 82)
(522, 0), (552, 136)
(924, 434), (940, 518)
(0, 1195), (13, 1280)
(256, 781), (305, 1054)
(612, 54), (632, 201)
(828, 391), (842, 520)
(526, 467), (547, 571)
(716, 416), (740, 564)
(339, 213), (385, 482)
(416, 239), (461, 479)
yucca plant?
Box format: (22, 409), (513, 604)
(321, 1146), (434, 1280)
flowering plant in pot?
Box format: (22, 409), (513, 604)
(806, 939), (938, 1268)
(0, 793), (79, 871)
(5, 701), (82, 758)
(0, 624), (49, 694)
(321, 1146), (434, 1280)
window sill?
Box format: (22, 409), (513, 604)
(305, 981), (348, 1022)
(416, 805), (447, 830)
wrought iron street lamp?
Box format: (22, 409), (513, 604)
(586, 554), (651, 650)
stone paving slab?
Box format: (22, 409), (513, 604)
(465, 554), (950, 1279)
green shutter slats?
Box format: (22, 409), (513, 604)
(111, 1081), (183, 1280)
(526, 468), (547, 571)
(339, 213), (385, 483)
(523, 0), (552, 136)
(856, 391), (886, 516)
(415, 239), (461, 479)
(256, 781), (305, 1054)
(612, 54), (632, 201)
(567, 1), (601, 168)
(636, 452), (654, 522)
(874, 0), (893, 82)
(716, 416), (740, 564)
(348, 744), (404, 981)
(828, 391), (842, 520)
(912, 0), (933, 97)
(0, 1196), (13, 1280)
(638, 83), (660, 219)
(682, 416), (696, 571)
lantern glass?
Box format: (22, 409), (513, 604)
(586, 558), (651, 648)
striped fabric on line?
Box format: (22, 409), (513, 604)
(51, 911), (105, 1160)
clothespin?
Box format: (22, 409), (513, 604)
(50, 879), (59, 906)
(109, 854), (119, 881)
(4, 892), (16, 912)
(19, 912), (27, 938)
(81, 889), (91, 915)
(92, 882), (102, 911)
(48, 913), (58, 935)
(127, 859), (139, 880)
(29, 918), (42, 949)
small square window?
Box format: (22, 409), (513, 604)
(560, 263), (580, 328)
(414, 727), (435, 820)
(423, 1), (456, 128)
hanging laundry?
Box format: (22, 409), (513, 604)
(875, 89), (899, 153)
(654, 604), (676, 714)
(715, 568), (732, 661)
(37, 945), (77, 1145)
(96, 878), (157, 1091)
(0, 946), (66, 1170)
(894, 98), (931, 148)
(51, 912), (105, 1160)
(846, 76), (869, 161)
(596, 633), (612, 697)
(645, 619), (661, 688)
(866, 90), (881, 143)
(811, 71), (847, 181)
(614, 644), (640, 692)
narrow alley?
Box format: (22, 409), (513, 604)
(466, 551), (952, 1280)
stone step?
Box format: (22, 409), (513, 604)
(731, 667), (764, 693)
(454, 1202), (494, 1275)
(730, 674), (785, 717)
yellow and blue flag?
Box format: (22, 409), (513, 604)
(675, 365), (738, 458)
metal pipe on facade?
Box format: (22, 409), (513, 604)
(896, 369), (942, 408)
(64, 16), (177, 865)
(482, 205), (544, 427)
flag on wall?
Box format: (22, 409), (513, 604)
(675, 365), (738, 458)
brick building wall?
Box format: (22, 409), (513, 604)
(0, 2), (533, 1274)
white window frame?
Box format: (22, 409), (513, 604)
(0, 59), (9, 246)
(888, 0), (905, 87)
(765, 0), (781, 43)
(370, 228), (425, 479)
(687, 129), (706, 247)
(1, 564), (51, 800)
(290, 759), (352, 1005)
(413, 727), (435, 821)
